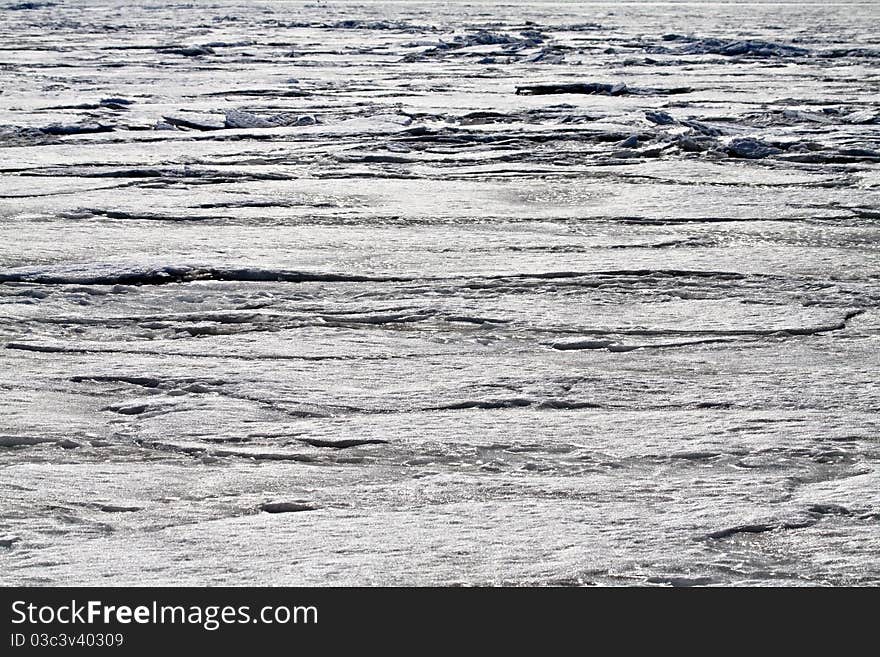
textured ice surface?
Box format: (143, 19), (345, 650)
(0, 0), (878, 586)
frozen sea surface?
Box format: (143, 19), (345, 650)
(0, 0), (878, 585)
